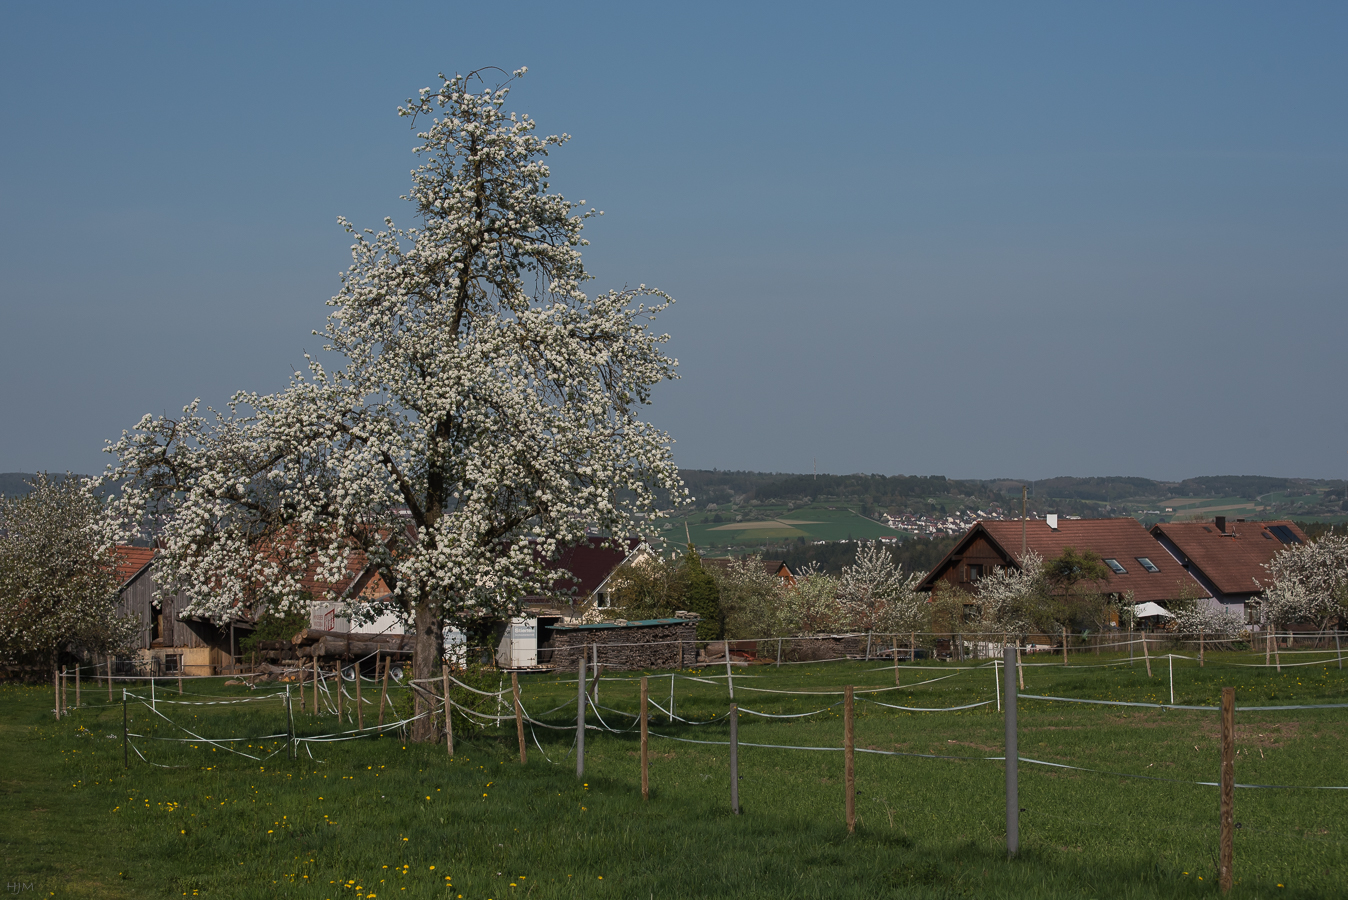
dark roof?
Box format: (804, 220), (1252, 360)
(526, 536), (642, 600)
(1149, 520), (1308, 597)
(919, 518), (1207, 604)
(701, 557), (795, 579)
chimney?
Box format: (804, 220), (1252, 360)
(1215, 516), (1226, 534)
(1046, 514), (1059, 530)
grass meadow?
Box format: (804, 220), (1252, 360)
(665, 505), (904, 549)
(3, 649), (1347, 899)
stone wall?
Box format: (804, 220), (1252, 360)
(544, 621), (698, 671)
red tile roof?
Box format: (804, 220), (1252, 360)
(1149, 520), (1308, 597)
(922, 518), (1207, 604)
(115, 546), (157, 585)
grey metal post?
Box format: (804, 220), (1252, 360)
(122, 690), (128, 769)
(1004, 646), (1018, 857)
(729, 703), (739, 814)
(576, 657), (587, 778)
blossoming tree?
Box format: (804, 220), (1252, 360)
(102, 68), (684, 741)
(1259, 532), (1348, 633)
(0, 474), (138, 676)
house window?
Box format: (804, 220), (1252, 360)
(164, 653), (182, 674)
(1103, 558), (1128, 575)
(596, 591), (609, 608)
(965, 564), (984, 582)
(1135, 557), (1160, 573)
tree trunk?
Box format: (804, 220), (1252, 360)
(410, 601), (443, 743)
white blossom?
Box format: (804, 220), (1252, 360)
(101, 68), (685, 741)
(1258, 533), (1348, 630)
(0, 474), (139, 673)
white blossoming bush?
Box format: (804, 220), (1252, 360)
(1258, 533), (1348, 632)
(0, 474), (139, 674)
(1170, 602), (1244, 640)
(708, 554), (788, 639)
(836, 542), (927, 634)
(781, 564), (845, 635)
(102, 69), (684, 740)
(976, 550), (1044, 640)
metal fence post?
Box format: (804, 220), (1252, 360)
(576, 656), (587, 779)
(1004, 646), (1018, 857)
(729, 702), (740, 815)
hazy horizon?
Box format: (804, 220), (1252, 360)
(4, 3), (1346, 482)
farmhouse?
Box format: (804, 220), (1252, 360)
(520, 536), (645, 617)
(114, 543), (401, 675)
(114, 546), (238, 676)
(918, 516), (1208, 606)
(1148, 517), (1308, 622)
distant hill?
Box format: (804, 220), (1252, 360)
(0, 472), (91, 498)
(675, 470), (1348, 525)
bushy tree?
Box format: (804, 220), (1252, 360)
(1258, 533), (1348, 631)
(708, 553), (788, 639)
(102, 68), (684, 741)
(608, 548), (688, 621)
(781, 563), (844, 634)
(837, 542), (926, 633)
(680, 547), (723, 641)
(976, 550), (1045, 640)
(0, 474), (138, 675)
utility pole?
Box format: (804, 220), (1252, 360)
(1021, 485), (1028, 558)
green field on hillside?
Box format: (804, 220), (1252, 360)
(659, 504), (905, 550)
(5, 650), (1347, 898)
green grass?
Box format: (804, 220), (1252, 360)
(4, 651), (1347, 899)
(664, 503), (905, 549)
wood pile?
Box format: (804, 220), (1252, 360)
(545, 620), (697, 671)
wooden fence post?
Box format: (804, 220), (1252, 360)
(729, 701), (740, 815)
(843, 685), (855, 833)
(355, 660), (364, 730)
(910, 632), (916, 662)
(378, 654), (390, 728)
(1219, 686), (1235, 893)
(1063, 626), (1068, 666)
(313, 655), (320, 714)
(107, 655), (113, 701)
(1273, 633), (1281, 673)
(640, 676), (649, 801)
(1004, 646), (1018, 857)
(336, 662), (344, 723)
(1143, 632), (1153, 678)
(55, 667), (61, 720)
(1265, 628), (1271, 667)
(1200, 628), (1205, 667)
(122, 691), (128, 769)
(76, 664), (81, 708)
(893, 636), (900, 686)
(512, 672), (526, 765)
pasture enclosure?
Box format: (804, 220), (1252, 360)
(6, 646), (1347, 899)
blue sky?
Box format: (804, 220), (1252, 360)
(2, 2), (1346, 481)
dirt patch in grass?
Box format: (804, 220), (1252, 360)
(1197, 719), (1302, 748)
